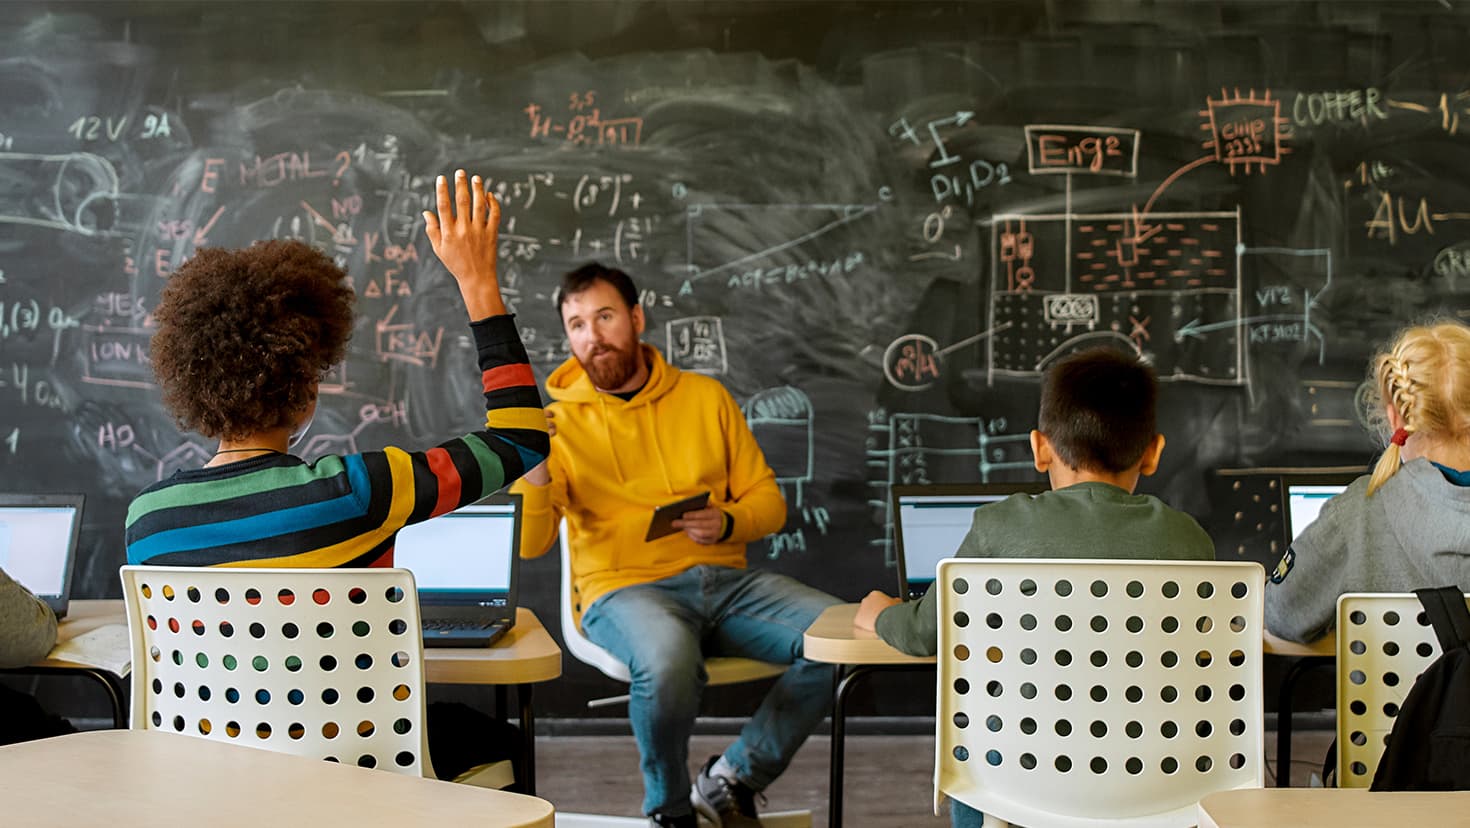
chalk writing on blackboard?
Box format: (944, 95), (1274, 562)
(666, 316), (726, 374)
(881, 323), (1012, 392)
(864, 409), (1032, 564)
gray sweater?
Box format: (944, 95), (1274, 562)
(1265, 458), (1470, 644)
(875, 481), (1216, 656)
(0, 566), (56, 668)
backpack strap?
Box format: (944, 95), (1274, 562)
(1413, 586), (1470, 654)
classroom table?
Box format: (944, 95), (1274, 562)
(0, 728), (555, 827)
(1197, 788), (1470, 827)
(802, 603), (936, 828)
(805, 604), (1336, 826)
(8, 600), (562, 796)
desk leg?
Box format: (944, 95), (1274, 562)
(828, 665), (876, 828)
(86, 669), (128, 729)
(518, 683), (536, 796)
(1275, 656), (1331, 788)
(1, 666), (128, 729)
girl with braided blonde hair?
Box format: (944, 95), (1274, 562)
(1366, 322), (1470, 493)
(1267, 320), (1470, 644)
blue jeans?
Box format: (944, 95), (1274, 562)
(581, 565), (840, 816)
(951, 800), (984, 828)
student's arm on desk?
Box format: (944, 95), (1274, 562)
(0, 568), (57, 668)
(867, 586), (938, 658)
(854, 592), (900, 632)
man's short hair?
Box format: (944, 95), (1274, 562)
(557, 262), (638, 315)
(1037, 346), (1158, 473)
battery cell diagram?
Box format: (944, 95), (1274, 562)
(883, 89), (1329, 396)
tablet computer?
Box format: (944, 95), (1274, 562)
(645, 491), (711, 542)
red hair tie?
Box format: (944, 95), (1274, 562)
(1390, 427), (1410, 446)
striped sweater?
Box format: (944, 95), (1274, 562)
(125, 315), (549, 568)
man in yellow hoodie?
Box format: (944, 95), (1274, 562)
(512, 263), (839, 828)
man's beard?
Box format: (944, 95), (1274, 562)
(579, 342), (642, 390)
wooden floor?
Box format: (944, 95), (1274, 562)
(533, 727), (1337, 826)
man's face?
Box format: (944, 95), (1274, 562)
(561, 279), (645, 391)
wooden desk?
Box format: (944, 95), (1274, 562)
(1263, 631), (1334, 788)
(1198, 788), (1470, 827)
(0, 729), (554, 827)
(17, 601), (562, 795)
(803, 603), (934, 828)
(1264, 631), (1333, 658)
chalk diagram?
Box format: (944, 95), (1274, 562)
(881, 89), (1334, 395)
(0, 152), (149, 237)
(742, 386), (815, 510)
(679, 196), (881, 293)
(870, 90), (1338, 561)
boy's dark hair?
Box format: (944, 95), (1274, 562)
(556, 262), (639, 315)
(1038, 346), (1158, 473)
(150, 240), (355, 440)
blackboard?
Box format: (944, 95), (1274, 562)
(3, 0), (1470, 718)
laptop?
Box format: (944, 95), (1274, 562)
(392, 493), (521, 648)
(891, 483), (1046, 599)
(0, 493), (84, 619)
(1282, 474), (1355, 546)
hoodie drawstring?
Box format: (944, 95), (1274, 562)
(597, 395), (629, 484)
(645, 403), (677, 495)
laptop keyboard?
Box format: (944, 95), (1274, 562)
(422, 619), (502, 632)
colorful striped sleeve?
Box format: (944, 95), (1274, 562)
(343, 314), (550, 545)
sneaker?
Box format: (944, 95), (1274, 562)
(690, 755), (763, 827)
(649, 812), (697, 828)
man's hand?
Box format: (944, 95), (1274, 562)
(423, 169), (505, 320)
(673, 506), (726, 545)
(521, 410), (557, 486)
(854, 590), (901, 632)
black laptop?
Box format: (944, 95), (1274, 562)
(891, 483), (1045, 599)
(0, 493), (84, 619)
(392, 493), (521, 647)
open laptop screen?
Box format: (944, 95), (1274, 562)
(892, 483), (1045, 597)
(1284, 479), (1351, 543)
(0, 493), (84, 615)
(393, 497), (519, 605)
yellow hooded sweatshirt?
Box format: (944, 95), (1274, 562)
(512, 343), (786, 627)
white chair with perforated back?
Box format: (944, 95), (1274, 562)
(934, 558), (1265, 828)
(557, 518), (787, 692)
(121, 565), (435, 776)
(122, 563), (517, 790)
(1334, 592), (1461, 787)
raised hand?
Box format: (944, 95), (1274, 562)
(423, 169), (505, 319)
